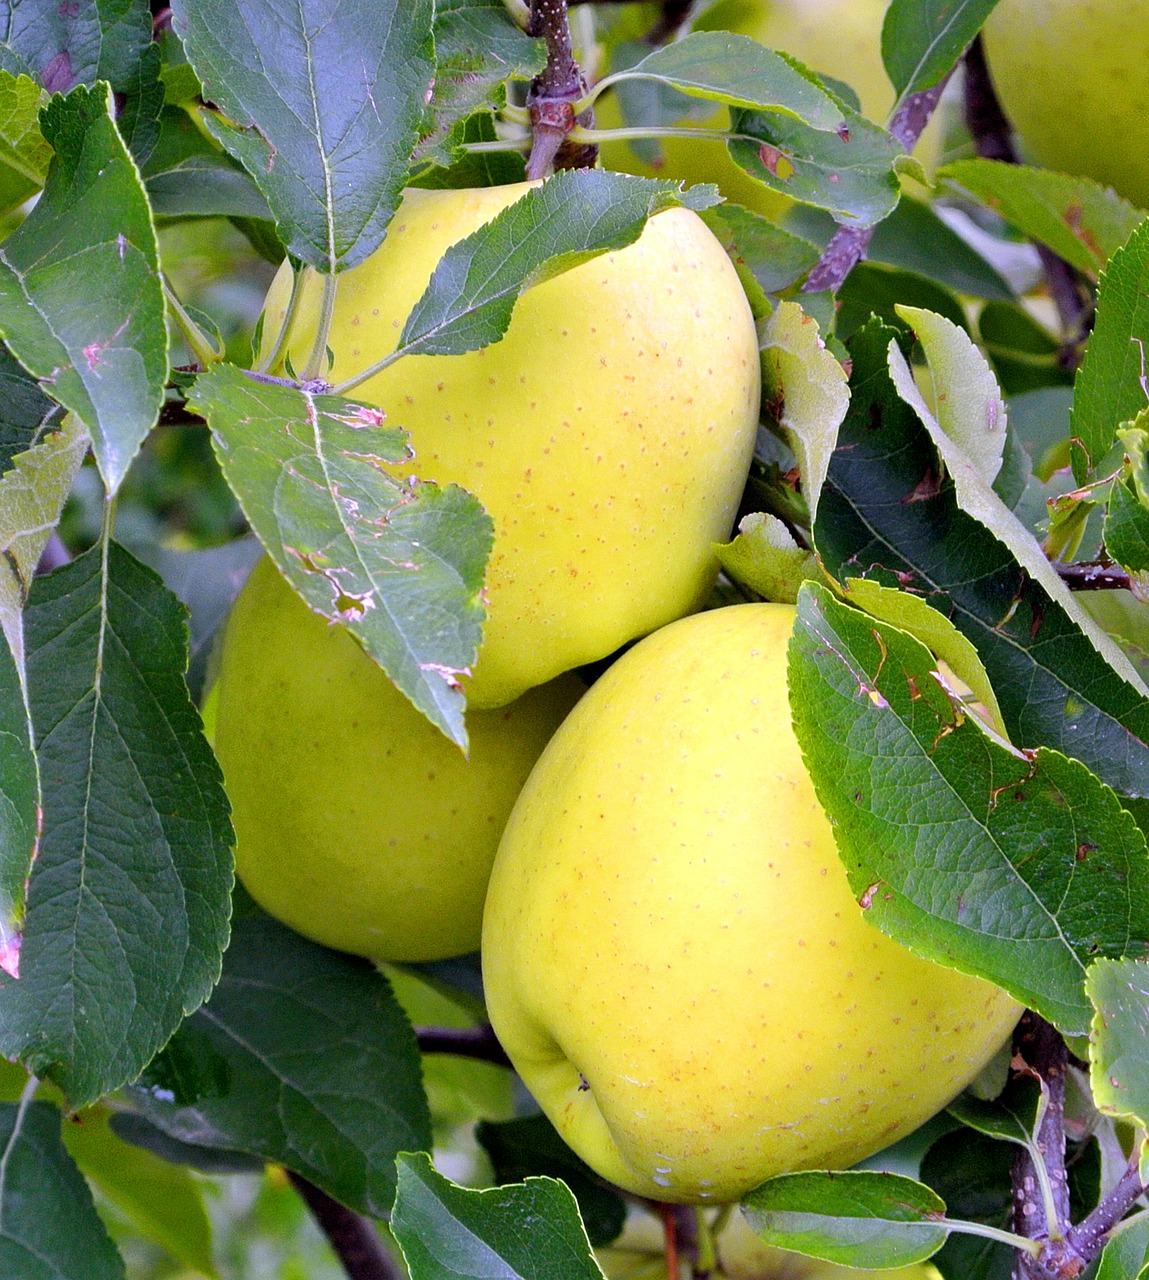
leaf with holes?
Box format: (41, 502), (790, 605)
(191, 364), (492, 749)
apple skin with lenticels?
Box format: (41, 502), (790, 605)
(259, 180), (761, 709)
(481, 602), (1021, 1203)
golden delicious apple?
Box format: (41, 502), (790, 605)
(983, 0), (1149, 210)
(597, 0), (944, 217)
(211, 555), (583, 961)
(482, 603), (1021, 1203)
(260, 182), (760, 708)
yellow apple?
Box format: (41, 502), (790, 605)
(260, 181), (760, 708)
(211, 555), (584, 961)
(597, 0), (944, 218)
(983, 0), (1149, 210)
(482, 603), (1021, 1203)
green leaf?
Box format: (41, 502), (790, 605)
(837, 576), (1006, 737)
(476, 1116), (626, 1249)
(836, 263), (969, 343)
(605, 32), (847, 130)
(142, 105), (271, 220)
(1087, 957), (1149, 1131)
(109, 1111), (263, 1175)
(191, 364), (491, 749)
(760, 299), (849, 525)
(0, 419), (87, 974)
(714, 511), (818, 604)
(415, 0), (544, 169)
(63, 1105), (217, 1278)
(392, 1151), (607, 1280)
(0, 542), (233, 1108)
(728, 99), (903, 227)
(941, 160), (1143, 281)
(789, 583), (1149, 1035)
(918, 1128), (1015, 1280)
(1106, 480), (1149, 574)
(1097, 1211), (1149, 1280)
(174, 0), (434, 273)
(0, 69), (50, 207)
(0, 1099), (125, 1278)
(867, 196), (1015, 302)
(392, 169), (721, 363)
(889, 309), (1146, 690)
(741, 1170), (948, 1269)
(699, 202), (821, 301)
(814, 321), (1149, 801)
(881, 0), (998, 103)
(947, 1077), (1042, 1147)
(0, 344), (61, 476)
(0, 83), (166, 494)
(1073, 221), (1149, 482)
(0, 0), (152, 93)
(128, 904), (431, 1219)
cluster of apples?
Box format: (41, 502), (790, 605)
(211, 178), (1019, 1220)
(208, 4), (1033, 1239)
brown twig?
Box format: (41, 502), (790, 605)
(526, 0), (596, 177)
(1053, 560), (1134, 591)
(963, 35), (1091, 359)
(287, 1172), (403, 1280)
(803, 74), (952, 295)
(414, 1024), (513, 1068)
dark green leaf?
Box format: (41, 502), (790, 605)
(476, 1115), (626, 1249)
(607, 32), (847, 129)
(0, 542), (233, 1108)
(1087, 957), (1149, 1131)
(814, 321), (1149, 801)
(392, 1151), (606, 1280)
(174, 0), (434, 272)
(0, 0), (151, 93)
(409, 112), (526, 192)
(740, 1170), (947, 1269)
(191, 364), (491, 749)
(393, 169), (721, 362)
(881, 0), (999, 102)
(115, 40), (163, 165)
(0, 345), (61, 477)
(1106, 480), (1149, 573)
(919, 1128), (1014, 1280)
(1072, 221), (1149, 482)
(947, 1077), (1042, 1146)
(836, 262), (968, 342)
(789, 583), (1149, 1034)
(867, 196), (1015, 301)
(980, 301), (1072, 397)
(142, 106), (271, 220)
(942, 160), (1143, 281)
(415, 0), (543, 168)
(0, 83), (166, 494)
(728, 100), (903, 227)
(109, 1111), (264, 1175)
(0, 624), (34, 979)
(700, 201), (820, 298)
(129, 908), (431, 1219)
(0, 1100), (125, 1278)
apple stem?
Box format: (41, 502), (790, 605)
(302, 272), (339, 384)
(256, 265), (307, 377)
(802, 72), (953, 297)
(962, 34), (1091, 358)
(525, 0), (597, 178)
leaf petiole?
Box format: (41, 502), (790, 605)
(302, 271), (339, 383)
(256, 265), (306, 376)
